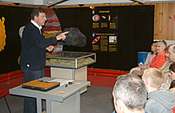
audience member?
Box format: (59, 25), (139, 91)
(160, 45), (173, 73)
(168, 62), (175, 93)
(129, 67), (144, 78)
(166, 44), (175, 63)
(113, 75), (147, 113)
(149, 40), (167, 69)
(144, 41), (157, 65)
(160, 44), (175, 89)
(130, 41), (167, 78)
(142, 68), (175, 113)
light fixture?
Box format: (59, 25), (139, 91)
(89, 5), (94, 9)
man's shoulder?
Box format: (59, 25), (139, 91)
(146, 90), (175, 113)
(145, 100), (164, 113)
(25, 22), (33, 27)
(24, 23), (38, 34)
(146, 97), (157, 106)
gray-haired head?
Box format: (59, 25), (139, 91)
(113, 75), (147, 111)
(167, 44), (175, 62)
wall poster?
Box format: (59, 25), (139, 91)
(91, 8), (118, 52)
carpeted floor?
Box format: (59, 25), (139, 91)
(0, 86), (114, 113)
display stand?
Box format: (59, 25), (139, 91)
(46, 51), (96, 81)
(10, 77), (89, 113)
(51, 66), (87, 80)
(46, 51), (96, 93)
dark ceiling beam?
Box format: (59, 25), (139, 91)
(48, 0), (69, 7)
(130, 0), (144, 5)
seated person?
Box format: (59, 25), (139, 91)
(166, 44), (175, 63)
(170, 80), (175, 93)
(130, 41), (167, 78)
(168, 62), (175, 93)
(160, 44), (173, 73)
(112, 74), (147, 113)
(160, 44), (175, 89)
(142, 68), (175, 113)
(162, 44), (175, 73)
(144, 41), (158, 65)
(149, 40), (167, 69)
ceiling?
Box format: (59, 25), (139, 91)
(0, 0), (175, 7)
(54, 0), (133, 5)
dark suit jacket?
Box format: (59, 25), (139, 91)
(20, 22), (58, 71)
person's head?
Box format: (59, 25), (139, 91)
(129, 67), (144, 78)
(30, 8), (47, 26)
(142, 68), (164, 92)
(151, 41), (158, 54)
(169, 62), (175, 80)
(156, 40), (167, 53)
(113, 75), (147, 113)
(169, 62), (175, 89)
(167, 44), (175, 62)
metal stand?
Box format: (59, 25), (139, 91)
(3, 96), (12, 113)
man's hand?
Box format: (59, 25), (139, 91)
(56, 31), (69, 41)
(46, 45), (54, 52)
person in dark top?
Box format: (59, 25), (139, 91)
(20, 8), (68, 113)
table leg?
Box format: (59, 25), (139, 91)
(36, 98), (42, 113)
(46, 100), (51, 113)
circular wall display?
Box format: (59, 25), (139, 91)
(92, 14), (100, 22)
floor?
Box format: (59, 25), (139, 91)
(0, 86), (114, 113)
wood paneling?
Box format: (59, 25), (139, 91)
(154, 3), (175, 40)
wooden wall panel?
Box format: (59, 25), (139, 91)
(154, 3), (175, 40)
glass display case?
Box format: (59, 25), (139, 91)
(46, 51), (96, 69)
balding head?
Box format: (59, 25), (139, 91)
(142, 68), (164, 90)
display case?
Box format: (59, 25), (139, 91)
(46, 51), (96, 69)
(46, 51), (96, 93)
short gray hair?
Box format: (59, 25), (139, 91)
(113, 75), (147, 110)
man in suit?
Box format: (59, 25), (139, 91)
(20, 8), (68, 113)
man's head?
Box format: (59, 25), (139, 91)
(151, 41), (158, 54)
(142, 68), (164, 91)
(30, 8), (47, 26)
(167, 44), (175, 62)
(156, 40), (167, 53)
(169, 62), (175, 80)
(113, 75), (147, 113)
